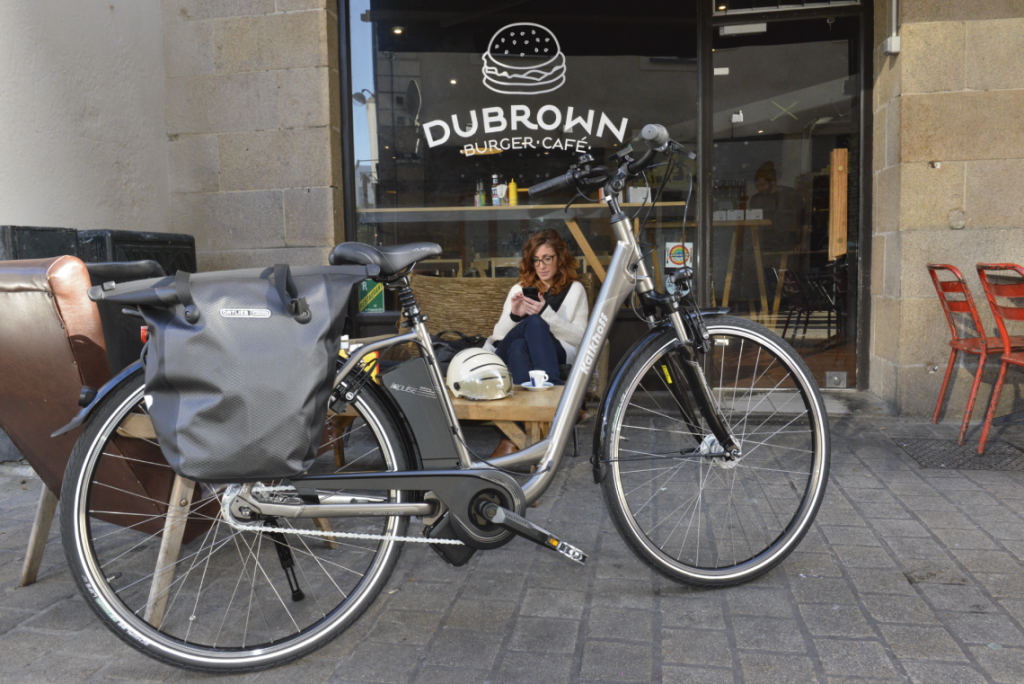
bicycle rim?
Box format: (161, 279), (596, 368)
(606, 319), (828, 584)
(65, 377), (406, 671)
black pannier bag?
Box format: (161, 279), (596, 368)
(119, 264), (377, 483)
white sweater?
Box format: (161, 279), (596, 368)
(484, 281), (589, 364)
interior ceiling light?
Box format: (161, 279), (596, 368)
(392, 26), (404, 35)
(718, 4), (726, 9)
(450, 79), (457, 84)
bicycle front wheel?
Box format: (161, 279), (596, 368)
(61, 369), (409, 672)
(601, 316), (829, 586)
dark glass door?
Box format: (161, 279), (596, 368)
(711, 16), (860, 386)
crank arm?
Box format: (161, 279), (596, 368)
(480, 504), (588, 565)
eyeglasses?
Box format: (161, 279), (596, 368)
(531, 255), (556, 266)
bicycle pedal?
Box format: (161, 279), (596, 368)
(480, 504), (588, 565)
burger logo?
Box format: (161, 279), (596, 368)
(482, 23), (566, 95)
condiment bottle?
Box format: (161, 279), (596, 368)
(508, 178), (518, 205)
(491, 174), (501, 206)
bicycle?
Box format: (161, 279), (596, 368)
(56, 124), (830, 672)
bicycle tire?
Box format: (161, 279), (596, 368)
(600, 316), (830, 586)
(60, 368), (410, 672)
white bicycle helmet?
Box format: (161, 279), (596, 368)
(446, 349), (513, 401)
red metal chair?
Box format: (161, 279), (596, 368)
(927, 264), (1024, 445)
(975, 263), (1024, 454)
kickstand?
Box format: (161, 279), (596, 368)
(573, 424), (579, 458)
(264, 520), (305, 602)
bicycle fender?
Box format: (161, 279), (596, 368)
(591, 307), (728, 484)
(348, 377), (424, 471)
(51, 361), (143, 438)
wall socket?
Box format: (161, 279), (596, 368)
(825, 371), (848, 389)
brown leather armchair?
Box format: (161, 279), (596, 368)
(0, 256), (195, 587)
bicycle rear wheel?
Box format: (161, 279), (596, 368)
(61, 369), (409, 672)
(600, 316), (829, 586)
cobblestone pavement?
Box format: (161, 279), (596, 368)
(2, 395), (1024, 683)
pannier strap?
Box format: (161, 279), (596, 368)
(174, 270), (195, 307)
(273, 264), (312, 324)
(175, 271), (201, 323)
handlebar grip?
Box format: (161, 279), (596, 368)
(528, 171), (574, 198)
(641, 124), (670, 149)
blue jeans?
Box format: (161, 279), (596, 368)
(494, 315), (567, 386)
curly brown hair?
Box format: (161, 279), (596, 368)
(518, 229), (578, 295)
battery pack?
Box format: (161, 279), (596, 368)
(381, 358), (461, 470)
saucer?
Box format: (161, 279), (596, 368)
(522, 381), (554, 391)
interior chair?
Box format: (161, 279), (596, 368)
(927, 264), (1024, 446)
(974, 263), (1024, 454)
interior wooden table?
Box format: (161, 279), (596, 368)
(334, 384), (563, 451)
(451, 384), (563, 449)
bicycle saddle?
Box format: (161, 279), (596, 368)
(329, 242), (442, 276)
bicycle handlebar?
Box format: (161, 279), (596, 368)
(527, 171), (575, 198)
(527, 123), (690, 199)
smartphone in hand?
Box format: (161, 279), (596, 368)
(522, 286), (540, 302)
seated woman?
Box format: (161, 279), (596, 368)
(484, 229), (589, 458)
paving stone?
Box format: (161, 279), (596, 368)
(491, 652), (573, 684)
(820, 526), (883, 547)
(589, 579), (656, 611)
(412, 666), (491, 684)
(335, 643), (424, 683)
(737, 652), (819, 684)
(860, 594), (940, 624)
(783, 552), (844, 578)
(970, 645), (1024, 684)
(731, 616), (807, 652)
(885, 536), (952, 560)
(832, 546), (896, 568)
(662, 628), (732, 667)
(869, 518), (931, 537)
(814, 639), (897, 678)
(579, 640), (653, 682)
(661, 665), (735, 684)
(878, 624), (968, 661)
(725, 588), (796, 618)
(660, 591), (726, 629)
(950, 549), (1022, 574)
(586, 607), (653, 641)
(920, 584), (997, 613)
(974, 573), (1024, 599)
(365, 610), (444, 645)
(520, 588), (586, 620)
(845, 568), (917, 596)
(902, 560), (972, 587)
(386, 582), (461, 613)
(945, 612), (1024, 647)
(790, 577), (857, 605)
(902, 661), (988, 684)
(799, 603), (875, 637)
(444, 600), (516, 632)
(507, 617), (579, 654)
(425, 628), (503, 668)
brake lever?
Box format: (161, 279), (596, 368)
(668, 140), (696, 160)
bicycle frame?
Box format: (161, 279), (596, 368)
(333, 197), (689, 507)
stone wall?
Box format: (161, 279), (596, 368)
(871, 0), (1024, 418)
(162, 0), (342, 270)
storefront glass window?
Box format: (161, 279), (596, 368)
(347, 1), (698, 284)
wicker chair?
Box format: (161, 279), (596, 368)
(389, 273), (609, 399)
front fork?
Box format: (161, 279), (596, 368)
(642, 290), (742, 459)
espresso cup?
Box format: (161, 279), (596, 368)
(528, 370), (548, 387)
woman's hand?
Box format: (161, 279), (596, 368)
(510, 291), (526, 317)
(520, 292), (545, 316)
